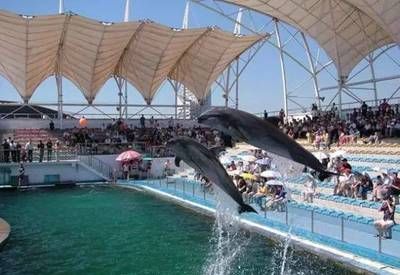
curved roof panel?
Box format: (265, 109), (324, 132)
(221, 0), (395, 76)
(0, 10), (264, 103)
(169, 28), (264, 101)
(119, 22), (207, 104)
(346, 0), (400, 44)
(0, 12), (65, 101)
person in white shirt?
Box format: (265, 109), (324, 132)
(25, 140), (33, 162)
(303, 171), (317, 203)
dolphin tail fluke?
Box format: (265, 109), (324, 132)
(239, 203), (258, 214)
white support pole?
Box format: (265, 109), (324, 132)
(182, 1), (190, 29)
(183, 87), (187, 120)
(338, 76), (347, 119)
(235, 58), (239, 109)
(58, 0), (64, 14)
(274, 18), (288, 121)
(56, 74), (63, 129)
(369, 53), (378, 106)
(124, 78), (128, 120)
(301, 32), (321, 109)
(225, 67), (230, 107)
(124, 0), (130, 22)
(174, 84), (178, 119)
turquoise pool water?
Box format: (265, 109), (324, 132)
(0, 187), (355, 274)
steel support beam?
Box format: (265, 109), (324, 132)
(301, 32), (321, 109)
(274, 19), (288, 120)
(369, 54), (378, 106)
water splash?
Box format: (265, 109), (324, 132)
(202, 187), (250, 275)
(270, 226), (294, 275)
(280, 227), (293, 275)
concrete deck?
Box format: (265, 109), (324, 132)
(0, 218), (10, 247)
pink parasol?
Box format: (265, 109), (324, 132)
(116, 150), (141, 162)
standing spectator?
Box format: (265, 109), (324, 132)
(279, 108), (285, 123)
(361, 101), (368, 117)
(18, 162), (25, 188)
(10, 140), (16, 162)
(140, 115), (146, 128)
(149, 116), (155, 128)
(49, 120), (55, 130)
(54, 139), (60, 162)
(263, 110), (268, 120)
(38, 140), (44, 162)
(46, 139), (53, 161)
(2, 139), (10, 163)
(16, 142), (21, 163)
(25, 140), (33, 162)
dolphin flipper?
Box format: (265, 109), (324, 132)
(239, 203), (258, 214)
(174, 157), (182, 167)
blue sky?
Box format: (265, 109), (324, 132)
(0, 0), (399, 117)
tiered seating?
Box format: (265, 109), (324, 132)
(12, 129), (61, 145)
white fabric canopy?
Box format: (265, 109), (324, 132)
(0, 10), (265, 103)
(169, 28), (263, 101)
(221, 0), (398, 77)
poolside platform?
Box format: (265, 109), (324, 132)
(117, 180), (400, 275)
(0, 218), (10, 247)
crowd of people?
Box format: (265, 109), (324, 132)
(277, 99), (400, 148)
(1, 137), (61, 163)
(61, 116), (227, 156)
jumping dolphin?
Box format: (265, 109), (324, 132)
(166, 137), (257, 214)
(198, 107), (335, 181)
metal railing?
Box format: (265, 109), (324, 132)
(132, 178), (400, 261)
(78, 155), (114, 181)
(0, 148), (78, 163)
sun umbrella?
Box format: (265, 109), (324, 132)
(116, 150), (141, 162)
(260, 170), (282, 178)
(255, 158), (272, 165)
(265, 180), (283, 186)
(312, 152), (329, 160)
(220, 155), (234, 165)
(241, 172), (257, 180)
(330, 150), (346, 158)
(227, 170), (241, 176)
(240, 155), (257, 162)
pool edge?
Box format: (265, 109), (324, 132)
(117, 183), (399, 275)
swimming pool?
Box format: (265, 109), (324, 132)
(0, 187), (355, 274)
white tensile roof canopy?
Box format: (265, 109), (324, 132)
(0, 10), (265, 104)
(221, 0), (399, 78)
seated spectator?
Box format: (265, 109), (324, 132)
(374, 196), (396, 239)
(265, 185), (287, 211)
(254, 182), (267, 208)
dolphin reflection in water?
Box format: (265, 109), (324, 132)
(166, 137), (257, 214)
(198, 107), (335, 181)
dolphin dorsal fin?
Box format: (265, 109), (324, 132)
(174, 157), (182, 167)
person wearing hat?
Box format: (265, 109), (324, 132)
(374, 196), (396, 239)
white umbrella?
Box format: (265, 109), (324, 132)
(265, 180), (284, 186)
(313, 151), (329, 160)
(240, 155), (257, 162)
(260, 170), (282, 178)
(330, 150), (346, 158)
(227, 170), (241, 176)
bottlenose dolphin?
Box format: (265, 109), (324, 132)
(166, 137), (257, 214)
(198, 107), (335, 181)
